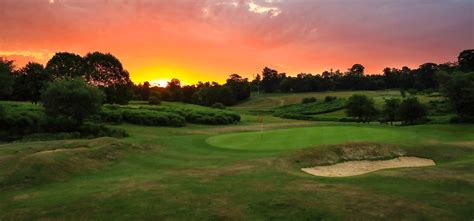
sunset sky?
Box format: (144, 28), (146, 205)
(0, 0), (472, 85)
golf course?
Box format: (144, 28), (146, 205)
(1, 90), (473, 220)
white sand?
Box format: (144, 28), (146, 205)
(302, 157), (435, 177)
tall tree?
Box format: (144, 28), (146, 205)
(46, 52), (85, 79)
(348, 64), (365, 76)
(84, 52), (133, 104)
(18, 62), (50, 104)
(225, 74), (250, 101)
(165, 78), (183, 101)
(0, 58), (14, 98)
(458, 49), (474, 72)
(261, 67), (285, 93)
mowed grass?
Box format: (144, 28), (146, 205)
(206, 124), (474, 151)
(1, 97), (473, 220)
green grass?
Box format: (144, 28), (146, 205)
(1, 97), (473, 220)
(207, 124), (474, 151)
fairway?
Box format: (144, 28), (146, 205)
(207, 124), (474, 151)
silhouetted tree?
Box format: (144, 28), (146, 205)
(458, 49), (474, 72)
(17, 62), (51, 104)
(261, 67), (285, 93)
(46, 52), (85, 79)
(225, 74), (250, 101)
(349, 64), (365, 76)
(84, 52), (133, 104)
(165, 78), (183, 101)
(0, 58), (14, 98)
(414, 63), (438, 90)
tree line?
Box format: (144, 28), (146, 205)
(0, 49), (473, 120)
(253, 50), (473, 94)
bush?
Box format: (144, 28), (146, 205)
(301, 97), (317, 104)
(211, 103), (226, 109)
(99, 108), (124, 123)
(41, 78), (104, 126)
(398, 97), (427, 125)
(346, 95), (378, 123)
(184, 110), (240, 125)
(324, 96), (337, 102)
(0, 107), (47, 140)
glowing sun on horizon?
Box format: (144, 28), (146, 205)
(149, 79), (170, 87)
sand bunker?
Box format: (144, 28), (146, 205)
(302, 156), (435, 177)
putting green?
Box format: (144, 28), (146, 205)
(206, 125), (434, 151)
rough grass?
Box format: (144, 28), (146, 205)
(0, 137), (149, 187)
(286, 142), (406, 168)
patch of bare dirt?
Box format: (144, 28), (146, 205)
(302, 157), (435, 177)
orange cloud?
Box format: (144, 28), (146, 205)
(0, 0), (471, 84)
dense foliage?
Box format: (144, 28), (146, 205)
(438, 71), (474, 122)
(41, 79), (104, 125)
(134, 74), (251, 107)
(0, 59), (14, 98)
(99, 103), (240, 127)
(0, 103), (126, 141)
(7, 51), (133, 104)
(346, 95), (378, 123)
(398, 97), (428, 125)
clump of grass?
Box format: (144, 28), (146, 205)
(0, 137), (146, 187)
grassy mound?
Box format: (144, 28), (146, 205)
(0, 137), (146, 187)
(287, 142), (405, 168)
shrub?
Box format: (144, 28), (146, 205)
(346, 95), (378, 123)
(398, 97), (427, 125)
(301, 97), (317, 104)
(41, 78), (104, 126)
(211, 103), (226, 109)
(0, 107), (47, 139)
(381, 98), (401, 125)
(122, 109), (186, 127)
(99, 108), (124, 123)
